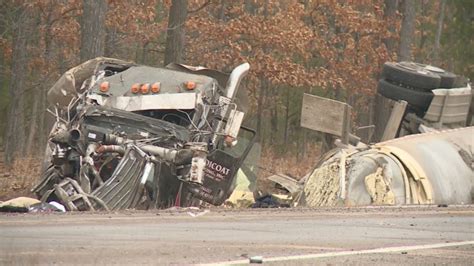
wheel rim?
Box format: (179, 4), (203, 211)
(398, 61), (420, 71)
(424, 65), (445, 73)
(398, 62), (436, 76)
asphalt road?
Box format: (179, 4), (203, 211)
(0, 206), (473, 265)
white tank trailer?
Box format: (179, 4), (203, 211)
(301, 127), (473, 207)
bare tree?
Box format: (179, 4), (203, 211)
(399, 0), (417, 61)
(433, 0), (447, 64)
(80, 0), (107, 62)
(4, 7), (34, 165)
(25, 4), (57, 156)
(383, 0), (398, 56)
(164, 0), (188, 65)
(218, 0), (227, 21)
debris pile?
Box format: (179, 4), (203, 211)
(31, 58), (255, 211)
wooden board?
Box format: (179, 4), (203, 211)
(373, 94), (397, 143)
(381, 100), (407, 141)
(301, 94), (350, 138)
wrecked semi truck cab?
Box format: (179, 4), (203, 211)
(32, 58), (255, 211)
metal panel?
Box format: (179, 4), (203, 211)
(378, 127), (473, 204)
(424, 86), (472, 124)
(301, 93), (351, 138)
(92, 146), (148, 210)
(103, 93), (197, 111)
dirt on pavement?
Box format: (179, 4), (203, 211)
(1, 206), (473, 265)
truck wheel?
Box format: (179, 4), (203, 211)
(381, 62), (441, 90)
(420, 64), (458, 88)
(453, 75), (469, 88)
(377, 79), (434, 110)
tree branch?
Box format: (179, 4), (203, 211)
(48, 7), (81, 27)
(188, 0), (211, 14)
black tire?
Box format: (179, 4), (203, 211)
(453, 75), (469, 88)
(437, 71), (457, 88)
(381, 62), (441, 90)
(377, 79), (434, 111)
(414, 63), (458, 88)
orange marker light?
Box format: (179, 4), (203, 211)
(141, 83), (150, 94)
(185, 81), (196, 90)
(99, 81), (110, 93)
(131, 83), (140, 94)
(151, 82), (160, 93)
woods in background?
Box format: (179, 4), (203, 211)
(0, 0), (472, 171)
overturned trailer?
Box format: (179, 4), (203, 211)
(32, 58), (256, 211)
(291, 61), (473, 207)
(300, 125), (473, 207)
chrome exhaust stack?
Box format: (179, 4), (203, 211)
(225, 63), (250, 99)
(212, 63), (250, 146)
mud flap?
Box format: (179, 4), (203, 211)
(187, 150), (240, 205)
(188, 126), (256, 206)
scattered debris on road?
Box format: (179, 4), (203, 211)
(0, 196), (65, 213)
(0, 197), (40, 212)
(249, 256), (264, 264)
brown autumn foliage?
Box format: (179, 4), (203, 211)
(0, 0), (471, 199)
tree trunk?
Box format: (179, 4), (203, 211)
(284, 87), (290, 148)
(4, 7), (34, 165)
(104, 26), (118, 58)
(164, 0), (188, 65)
(416, 1), (427, 62)
(0, 12), (6, 148)
(80, 0), (107, 62)
(383, 0), (398, 57)
(25, 10), (44, 156)
(256, 78), (267, 144)
(433, 0), (446, 64)
(320, 133), (334, 155)
(218, 0), (227, 21)
(25, 90), (40, 155)
(270, 97), (278, 144)
(38, 15), (55, 155)
(244, 0), (257, 15)
(398, 0), (417, 61)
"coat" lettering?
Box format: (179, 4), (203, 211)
(206, 160), (230, 176)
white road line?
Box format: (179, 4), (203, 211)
(200, 240), (474, 265)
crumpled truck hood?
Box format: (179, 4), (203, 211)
(47, 57), (135, 107)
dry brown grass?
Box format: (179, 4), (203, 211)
(256, 143), (322, 195)
(259, 144), (321, 179)
(0, 157), (41, 201)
